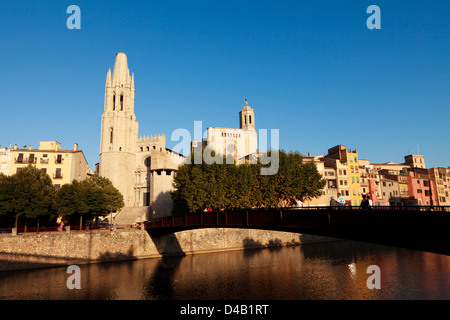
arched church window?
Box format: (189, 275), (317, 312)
(120, 94), (124, 111)
(110, 128), (113, 144)
(113, 94), (115, 110)
(249, 115), (252, 124)
(144, 156), (151, 168)
(245, 115), (247, 125)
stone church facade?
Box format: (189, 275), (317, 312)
(99, 52), (258, 222)
(99, 52), (184, 221)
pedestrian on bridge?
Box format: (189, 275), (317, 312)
(337, 193), (345, 209)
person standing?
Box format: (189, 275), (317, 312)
(367, 195), (373, 210)
(337, 193), (346, 209)
(360, 194), (369, 210)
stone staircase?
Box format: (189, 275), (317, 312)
(113, 206), (148, 225)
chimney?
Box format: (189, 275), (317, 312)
(29, 145), (33, 150)
(74, 143), (78, 151)
(14, 144), (17, 150)
(308, 152), (311, 157)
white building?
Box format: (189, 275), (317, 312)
(194, 100), (258, 162)
(0, 147), (12, 176)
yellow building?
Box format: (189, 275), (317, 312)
(10, 141), (88, 189)
(325, 145), (362, 206)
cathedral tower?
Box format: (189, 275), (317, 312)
(99, 52), (138, 207)
(239, 99), (255, 131)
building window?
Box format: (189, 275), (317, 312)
(16, 153), (24, 163)
(113, 94), (116, 110)
(249, 115), (252, 124)
(56, 154), (62, 164)
(54, 184), (61, 190)
(54, 168), (62, 179)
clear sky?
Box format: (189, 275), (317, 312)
(1, 0), (449, 169)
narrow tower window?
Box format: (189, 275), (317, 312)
(113, 94), (116, 111)
(110, 129), (113, 144)
(245, 115), (247, 125)
(249, 115), (252, 124)
(120, 94), (124, 111)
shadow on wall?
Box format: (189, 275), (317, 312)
(146, 191), (173, 220)
(242, 237), (284, 249)
(149, 232), (186, 257)
(0, 247), (139, 272)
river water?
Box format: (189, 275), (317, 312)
(0, 240), (449, 300)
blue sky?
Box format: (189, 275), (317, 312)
(0, 0), (449, 169)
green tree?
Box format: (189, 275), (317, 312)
(0, 165), (57, 228)
(171, 150), (326, 213)
(56, 174), (124, 226)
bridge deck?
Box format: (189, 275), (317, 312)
(145, 207), (450, 255)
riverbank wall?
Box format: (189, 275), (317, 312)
(0, 228), (340, 272)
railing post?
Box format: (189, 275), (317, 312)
(279, 209), (283, 226)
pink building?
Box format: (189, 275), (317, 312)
(407, 169), (433, 206)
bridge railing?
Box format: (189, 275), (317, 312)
(145, 205), (450, 231)
(0, 224), (137, 235)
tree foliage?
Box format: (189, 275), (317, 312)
(0, 165), (57, 227)
(171, 150), (326, 213)
(56, 174), (124, 224)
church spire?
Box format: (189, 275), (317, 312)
(112, 52), (130, 86)
(106, 68), (111, 87)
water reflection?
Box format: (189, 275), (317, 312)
(0, 240), (448, 300)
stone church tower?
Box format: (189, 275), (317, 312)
(99, 52), (138, 208)
(99, 53), (184, 222)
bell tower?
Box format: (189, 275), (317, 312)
(239, 99), (255, 131)
(99, 52), (138, 207)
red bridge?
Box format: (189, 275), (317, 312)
(145, 206), (450, 255)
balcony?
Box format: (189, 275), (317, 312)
(53, 174), (63, 180)
(14, 156), (36, 164)
(40, 157), (49, 164)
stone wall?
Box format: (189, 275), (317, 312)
(0, 228), (339, 272)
